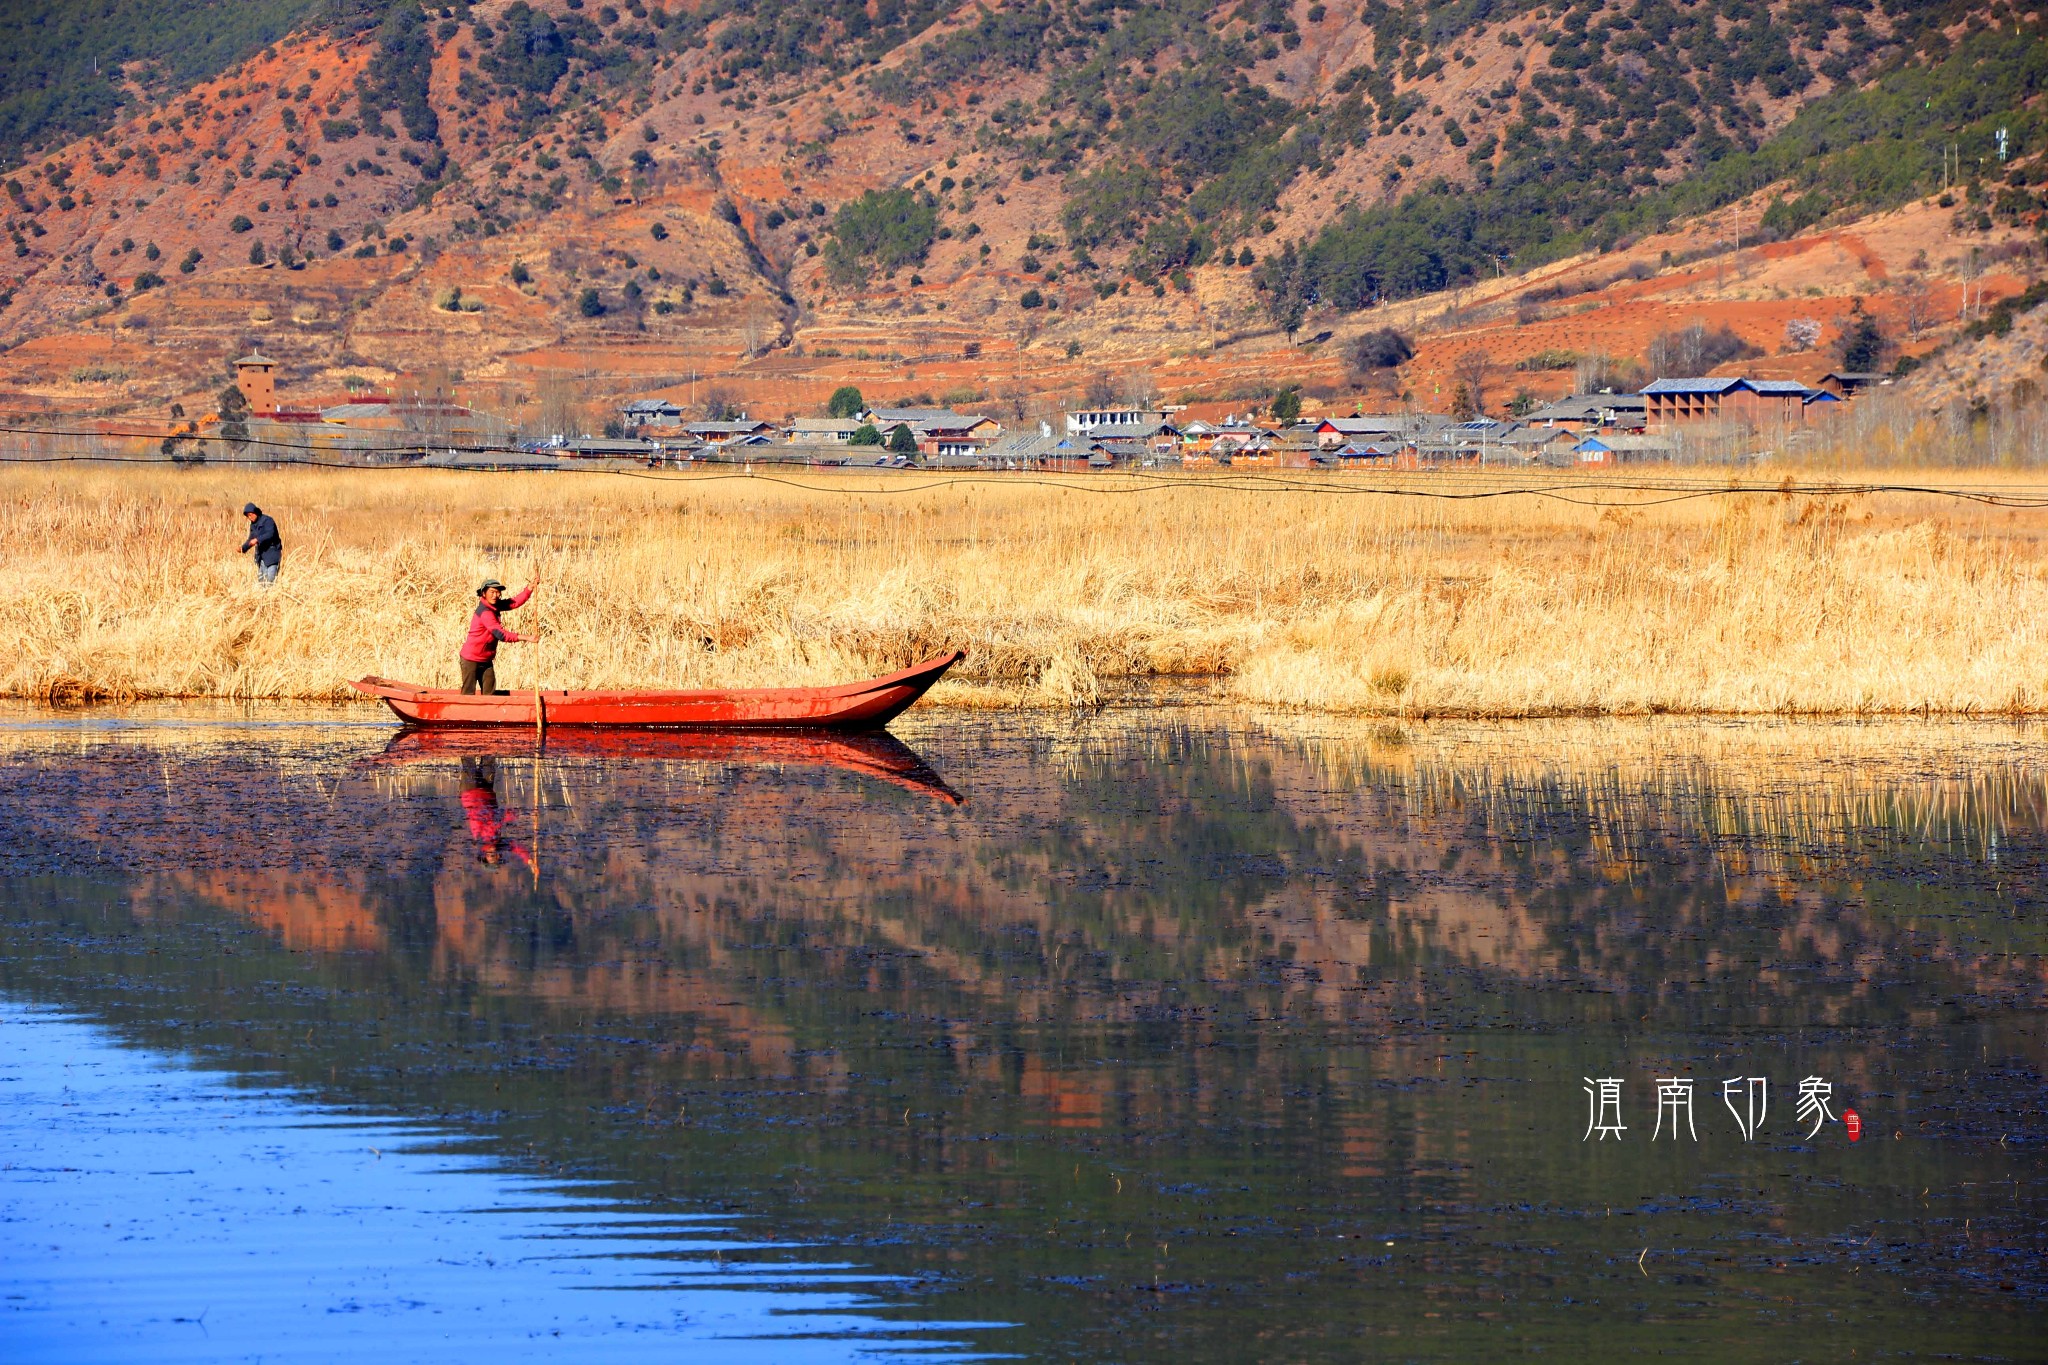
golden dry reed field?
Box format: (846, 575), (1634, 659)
(5, 461), (2048, 715)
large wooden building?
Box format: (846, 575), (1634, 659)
(1641, 377), (1816, 429)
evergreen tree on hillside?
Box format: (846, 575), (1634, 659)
(1838, 312), (1890, 373)
(362, 4), (439, 143)
(216, 383), (249, 450)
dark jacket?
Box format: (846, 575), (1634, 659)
(242, 514), (281, 566)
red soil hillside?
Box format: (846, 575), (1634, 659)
(0, 0), (2041, 431)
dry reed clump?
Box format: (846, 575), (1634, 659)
(4, 464), (2048, 714)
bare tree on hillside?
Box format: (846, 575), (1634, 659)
(1574, 351), (1647, 393)
(531, 373), (591, 442)
(1647, 320), (1758, 376)
(1084, 369), (1118, 406)
(700, 386), (738, 421)
(1453, 348), (1492, 417)
(1574, 352), (1616, 392)
(400, 365), (459, 444)
(1959, 248), (1984, 325)
(1897, 276), (1935, 340)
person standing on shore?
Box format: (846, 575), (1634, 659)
(239, 503), (282, 585)
(459, 577), (539, 695)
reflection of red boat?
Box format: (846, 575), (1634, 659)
(367, 727), (965, 805)
(350, 650), (964, 731)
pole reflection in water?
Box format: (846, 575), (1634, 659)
(0, 709), (2041, 1360)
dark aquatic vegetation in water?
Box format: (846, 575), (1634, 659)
(0, 708), (2042, 1360)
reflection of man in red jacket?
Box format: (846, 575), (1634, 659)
(459, 577), (538, 695)
(460, 757), (534, 871)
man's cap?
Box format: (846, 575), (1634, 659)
(242, 502), (259, 514)
(477, 578), (506, 595)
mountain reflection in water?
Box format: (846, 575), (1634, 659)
(0, 710), (2042, 1360)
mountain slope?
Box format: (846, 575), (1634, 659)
(0, 0), (2040, 427)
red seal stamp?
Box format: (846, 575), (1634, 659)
(1844, 1109), (1861, 1142)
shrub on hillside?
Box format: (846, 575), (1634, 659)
(1061, 163), (1161, 251)
(485, 3), (570, 96)
(823, 188), (937, 287)
(1348, 327), (1414, 373)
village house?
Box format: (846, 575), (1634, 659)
(1232, 429), (1324, 467)
(1180, 419), (1268, 457)
(1082, 419), (1181, 456)
(1817, 371), (1890, 399)
(686, 418), (778, 444)
(1495, 426), (1581, 464)
(1802, 389), (1846, 420)
(1311, 413), (1451, 450)
(860, 407), (1003, 459)
(1641, 377), (1816, 429)
(786, 417), (868, 445)
(1522, 393), (1648, 433)
(984, 427), (1075, 468)
(551, 437), (663, 460)
(1326, 440), (1404, 466)
(1205, 424), (1273, 456)
(1573, 433), (1679, 464)
(619, 397), (685, 428)
(1064, 406), (1167, 436)
(920, 413), (1003, 459)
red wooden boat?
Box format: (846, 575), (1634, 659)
(362, 728), (964, 805)
(350, 649), (965, 731)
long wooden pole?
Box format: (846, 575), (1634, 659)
(531, 555), (545, 887)
(533, 553), (547, 741)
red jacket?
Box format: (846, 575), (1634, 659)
(460, 588), (530, 663)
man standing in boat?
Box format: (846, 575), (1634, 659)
(459, 576), (538, 695)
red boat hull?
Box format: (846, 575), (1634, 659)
(350, 649), (964, 731)
(362, 728), (964, 804)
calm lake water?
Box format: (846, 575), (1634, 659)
(0, 707), (2041, 1361)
